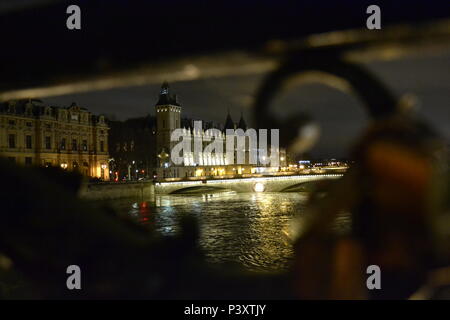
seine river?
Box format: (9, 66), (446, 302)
(106, 191), (348, 273)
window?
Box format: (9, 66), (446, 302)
(26, 122), (32, 127)
(82, 140), (87, 151)
(45, 136), (51, 149)
(72, 139), (77, 151)
(100, 141), (104, 152)
(60, 138), (66, 150)
(162, 120), (166, 128)
(25, 157), (32, 166)
(26, 135), (32, 149)
(8, 120), (15, 125)
(8, 134), (15, 148)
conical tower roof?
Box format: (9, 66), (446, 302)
(224, 109), (235, 130)
(237, 111), (247, 130)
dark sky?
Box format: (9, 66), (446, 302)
(2, 0), (449, 158)
(44, 51), (450, 158)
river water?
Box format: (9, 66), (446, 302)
(106, 191), (344, 273)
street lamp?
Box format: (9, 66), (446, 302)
(60, 162), (68, 169)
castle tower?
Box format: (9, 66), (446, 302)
(237, 111), (247, 130)
(155, 81), (181, 167)
(223, 109), (235, 131)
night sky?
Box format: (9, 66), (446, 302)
(2, 0), (449, 158)
(44, 52), (450, 158)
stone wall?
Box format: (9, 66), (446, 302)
(79, 181), (155, 200)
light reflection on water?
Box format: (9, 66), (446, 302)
(106, 191), (345, 273)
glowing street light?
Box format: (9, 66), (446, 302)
(254, 182), (265, 192)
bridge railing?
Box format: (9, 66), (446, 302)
(155, 172), (344, 185)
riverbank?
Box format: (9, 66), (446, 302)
(79, 181), (155, 200)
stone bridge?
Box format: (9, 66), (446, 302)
(154, 174), (343, 194)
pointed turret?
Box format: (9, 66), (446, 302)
(237, 111), (247, 130)
(224, 109), (235, 130)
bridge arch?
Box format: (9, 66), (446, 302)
(155, 174), (343, 194)
(279, 180), (329, 192)
(169, 185), (232, 194)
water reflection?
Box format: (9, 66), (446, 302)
(106, 192), (347, 273)
(128, 201), (153, 225)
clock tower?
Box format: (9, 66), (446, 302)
(155, 82), (181, 168)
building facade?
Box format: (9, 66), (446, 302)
(0, 99), (110, 180)
(155, 82), (286, 179)
(155, 82), (182, 169)
(108, 115), (157, 181)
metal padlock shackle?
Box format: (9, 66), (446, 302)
(252, 52), (399, 139)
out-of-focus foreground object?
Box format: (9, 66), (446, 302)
(292, 114), (449, 299)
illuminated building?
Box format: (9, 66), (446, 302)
(155, 82), (285, 179)
(0, 99), (110, 180)
(155, 81), (182, 169)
